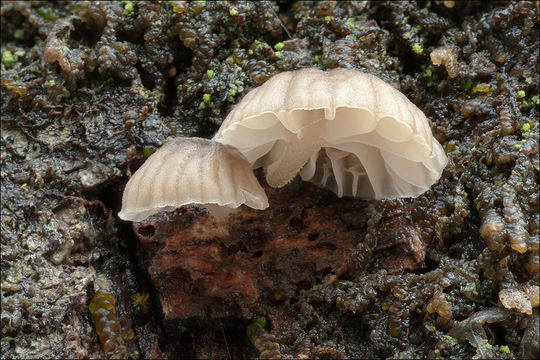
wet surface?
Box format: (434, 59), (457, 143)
(1, 1), (538, 358)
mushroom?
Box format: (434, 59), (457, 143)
(118, 137), (269, 221)
(213, 68), (447, 199)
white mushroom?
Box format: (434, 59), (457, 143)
(118, 137), (269, 221)
(213, 68), (447, 199)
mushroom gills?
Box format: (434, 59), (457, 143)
(300, 147), (375, 199)
(334, 132), (430, 162)
(380, 150), (440, 188)
(301, 143), (439, 199)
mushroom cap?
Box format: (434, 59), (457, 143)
(213, 68), (447, 199)
(118, 137), (269, 222)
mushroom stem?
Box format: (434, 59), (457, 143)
(265, 134), (325, 187)
(206, 204), (238, 220)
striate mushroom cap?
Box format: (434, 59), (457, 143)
(213, 68), (447, 199)
(118, 137), (269, 222)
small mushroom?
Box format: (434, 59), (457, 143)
(213, 68), (447, 199)
(118, 137), (269, 221)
